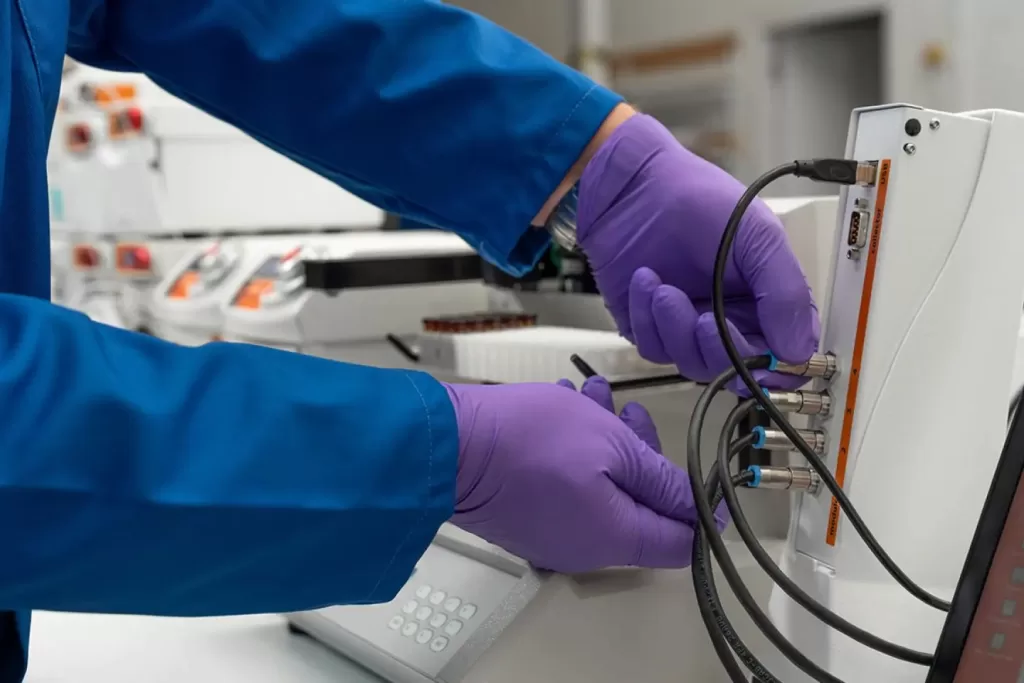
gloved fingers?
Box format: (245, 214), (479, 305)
(629, 504), (696, 568)
(713, 498), (731, 532)
(619, 402), (662, 453)
(628, 268), (672, 364)
(694, 312), (767, 395)
(608, 439), (698, 524)
(735, 221), (821, 363)
(556, 378), (577, 391)
(693, 313), (811, 393)
(580, 376), (616, 414)
(649, 284), (712, 381)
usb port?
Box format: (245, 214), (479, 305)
(856, 162), (879, 185)
(848, 211), (869, 248)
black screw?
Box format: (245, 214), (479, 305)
(905, 118), (922, 136)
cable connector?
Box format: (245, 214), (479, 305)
(745, 466), (821, 494)
(762, 389), (832, 416)
(773, 352), (837, 380)
(751, 426), (827, 455)
(793, 159), (878, 186)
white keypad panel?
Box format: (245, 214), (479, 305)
(386, 585), (481, 655)
(315, 537), (523, 678)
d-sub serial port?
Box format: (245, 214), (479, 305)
(848, 210), (870, 248)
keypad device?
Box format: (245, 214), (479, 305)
(386, 585), (480, 654)
(295, 527), (532, 681)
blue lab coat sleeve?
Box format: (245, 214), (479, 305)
(0, 297), (459, 616)
(65, 0), (624, 275)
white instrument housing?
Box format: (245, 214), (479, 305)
(767, 105), (1024, 681)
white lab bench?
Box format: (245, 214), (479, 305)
(25, 612), (382, 683)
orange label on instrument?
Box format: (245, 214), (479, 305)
(234, 279), (275, 309)
(168, 271), (200, 299)
(826, 159), (891, 546)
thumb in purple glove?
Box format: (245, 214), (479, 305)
(576, 114), (819, 388)
(445, 381), (702, 572)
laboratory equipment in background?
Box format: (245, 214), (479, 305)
(49, 63), (383, 331)
(595, 0), (1024, 186)
(50, 238), (70, 304)
(150, 236), (324, 346)
(284, 195), (839, 683)
(48, 64), (152, 315)
(220, 232), (489, 370)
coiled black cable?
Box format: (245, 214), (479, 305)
(692, 430), (779, 682)
(710, 162), (950, 613)
(688, 361), (841, 682)
(715, 408), (934, 666)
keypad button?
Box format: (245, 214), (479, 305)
(401, 622), (419, 637)
(430, 636), (450, 653)
(458, 604), (477, 620)
(402, 601), (418, 615)
(444, 620), (463, 636)
(415, 606), (432, 621)
(429, 591), (446, 606)
(443, 597), (461, 613)
(415, 585), (432, 599)
(415, 629), (433, 645)
(387, 616), (404, 631)
(429, 613), (448, 628)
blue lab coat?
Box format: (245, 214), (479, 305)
(1, 0), (622, 678)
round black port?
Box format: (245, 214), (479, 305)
(905, 118), (922, 136)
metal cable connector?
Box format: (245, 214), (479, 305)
(774, 352), (838, 380)
(752, 427), (827, 455)
(763, 389), (832, 416)
(745, 466), (822, 495)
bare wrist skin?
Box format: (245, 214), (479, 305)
(532, 103), (637, 226)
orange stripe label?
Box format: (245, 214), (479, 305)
(826, 159), (891, 546)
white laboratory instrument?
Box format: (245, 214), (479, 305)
(284, 196), (840, 683)
(49, 64), (384, 330)
(220, 231), (490, 367)
(756, 106), (1024, 681)
(150, 236), (326, 346)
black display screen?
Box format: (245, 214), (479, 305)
(928, 404), (1024, 681)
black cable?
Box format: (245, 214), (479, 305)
(1009, 385), (1023, 427)
(711, 161), (951, 613)
(716, 407), (934, 666)
(732, 469), (756, 487)
(692, 430), (780, 682)
(688, 361), (840, 682)
(570, 353), (689, 392)
(693, 476), (757, 682)
(385, 334), (420, 363)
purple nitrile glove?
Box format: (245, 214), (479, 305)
(444, 378), (726, 573)
(576, 114), (819, 391)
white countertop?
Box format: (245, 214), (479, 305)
(25, 612), (381, 683)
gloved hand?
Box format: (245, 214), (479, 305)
(444, 378), (725, 573)
(577, 114), (818, 389)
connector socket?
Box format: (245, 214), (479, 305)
(763, 390), (832, 416)
(748, 466), (821, 495)
(774, 353), (837, 380)
(754, 428), (827, 455)
(856, 162), (879, 186)
(847, 211), (869, 248)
